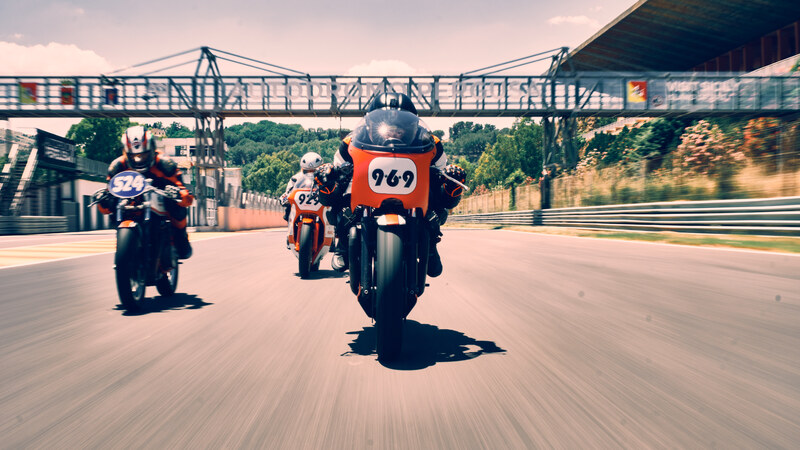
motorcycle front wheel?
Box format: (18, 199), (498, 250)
(348, 226), (361, 295)
(115, 227), (146, 311)
(156, 246), (179, 296)
(375, 227), (405, 362)
(298, 222), (313, 278)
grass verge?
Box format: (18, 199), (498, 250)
(444, 224), (800, 254)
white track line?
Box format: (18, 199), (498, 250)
(0, 231), (267, 270)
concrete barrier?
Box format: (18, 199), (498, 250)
(216, 207), (286, 231)
(0, 216), (69, 235)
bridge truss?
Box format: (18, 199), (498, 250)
(3, 47), (799, 224)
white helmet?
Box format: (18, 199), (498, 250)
(300, 152), (323, 173)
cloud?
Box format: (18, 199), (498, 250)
(345, 60), (427, 76)
(0, 41), (113, 75)
(11, 33), (23, 40)
(547, 15), (601, 28)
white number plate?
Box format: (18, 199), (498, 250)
(293, 189), (322, 211)
(367, 157), (417, 195)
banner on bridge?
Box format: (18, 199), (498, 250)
(1, 73), (799, 117)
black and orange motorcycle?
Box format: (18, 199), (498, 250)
(342, 109), (466, 361)
(92, 170), (182, 311)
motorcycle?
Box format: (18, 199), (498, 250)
(342, 109), (467, 361)
(92, 170), (183, 312)
(286, 175), (334, 278)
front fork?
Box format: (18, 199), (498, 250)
(355, 209), (428, 319)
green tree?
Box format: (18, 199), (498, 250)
(66, 117), (134, 163)
(447, 121), (502, 162)
(165, 122), (194, 138)
(242, 150), (299, 194)
(511, 118), (543, 177)
(473, 135), (521, 188)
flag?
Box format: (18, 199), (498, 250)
(19, 82), (38, 104)
(104, 88), (118, 105)
(60, 81), (75, 105)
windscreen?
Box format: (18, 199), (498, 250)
(351, 109), (433, 153)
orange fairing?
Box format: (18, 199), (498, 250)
(119, 220), (137, 228)
(349, 146), (435, 214)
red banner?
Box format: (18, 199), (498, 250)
(60, 81), (75, 105)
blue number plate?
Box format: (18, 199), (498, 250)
(109, 171), (146, 198)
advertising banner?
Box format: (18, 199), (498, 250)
(37, 129), (77, 171)
(60, 80), (75, 105)
(19, 82), (38, 104)
(627, 81), (647, 103)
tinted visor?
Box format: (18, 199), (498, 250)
(127, 150), (153, 170)
(352, 109), (433, 153)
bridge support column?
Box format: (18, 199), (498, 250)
(542, 114), (579, 172)
(193, 115), (226, 227)
(2, 118), (10, 157)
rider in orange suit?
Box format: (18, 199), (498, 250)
(96, 125), (195, 259)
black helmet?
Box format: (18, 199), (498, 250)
(367, 92), (418, 115)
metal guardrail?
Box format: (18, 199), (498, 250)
(76, 156), (109, 178)
(448, 197), (800, 236)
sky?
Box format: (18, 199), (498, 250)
(0, 0), (638, 137)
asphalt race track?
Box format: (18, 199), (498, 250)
(1, 229), (799, 448)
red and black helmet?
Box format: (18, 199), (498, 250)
(121, 126), (156, 172)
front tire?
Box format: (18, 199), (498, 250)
(115, 227), (146, 311)
(298, 222), (313, 278)
(375, 227), (405, 362)
(156, 246), (179, 296)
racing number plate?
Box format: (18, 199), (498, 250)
(109, 171), (146, 198)
(367, 157), (418, 195)
(294, 189), (322, 211)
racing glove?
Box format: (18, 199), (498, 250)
(93, 188), (116, 212)
(165, 185), (194, 207)
(164, 185), (183, 201)
(443, 165), (467, 198)
(314, 163), (338, 195)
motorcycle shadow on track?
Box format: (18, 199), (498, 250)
(115, 293), (213, 316)
(342, 320), (506, 370)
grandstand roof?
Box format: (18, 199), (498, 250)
(567, 0), (800, 71)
